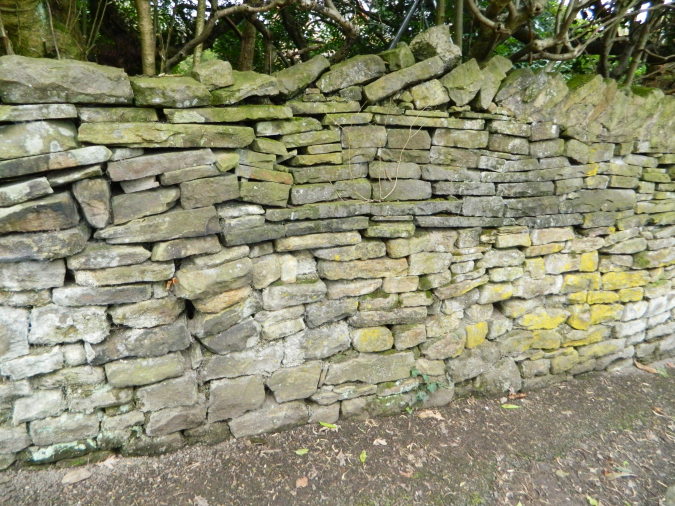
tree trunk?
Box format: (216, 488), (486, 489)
(193, 0), (206, 66)
(238, 18), (256, 71)
(134, 0), (155, 75)
(453, 0), (463, 47)
(436, 0), (446, 25)
(0, 0), (47, 56)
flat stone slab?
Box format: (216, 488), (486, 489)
(78, 123), (254, 149)
(0, 193), (80, 234)
(0, 120), (78, 161)
(94, 207), (220, 244)
(107, 149), (215, 181)
(165, 105), (292, 123)
(0, 55), (133, 104)
(0, 146), (112, 180)
(130, 76), (211, 108)
(0, 103), (77, 122)
(211, 71), (279, 105)
(0, 223), (89, 262)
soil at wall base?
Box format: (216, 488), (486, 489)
(1, 364), (673, 506)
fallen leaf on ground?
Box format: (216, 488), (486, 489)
(555, 469), (569, 478)
(416, 409), (445, 420)
(508, 392), (527, 400)
(373, 438), (387, 446)
(602, 471), (636, 480)
(319, 422), (338, 430)
(62, 468), (91, 485)
(501, 404), (521, 409)
(295, 448), (309, 456)
(359, 450), (367, 463)
(399, 470), (413, 478)
(194, 496), (209, 506)
(634, 360), (659, 374)
(295, 476), (308, 488)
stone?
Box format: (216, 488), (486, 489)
(88, 319), (191, 364)
(0, 55), (132, 104)
(0, 192), (79, 236)
(0, 348), (64, 380)
(0, 306), (29, 362)
(239, 180), (290, 207)
(0, 223), (89, 263)
(474, 358), (522, 394)
(318, 258), (407, 280)
(409, 25), (461, 65)
(174, 257), (251, 299)
(78, 123), (254, 150)
(364, 56), (447, 102)
(191, 59), (234, 90)
(72, 178), (111, 228)
(135, 373), (199, 413)
(410, 79), (449, 108)
(52, 284), (151, 307)
(95, 206), (220, 244)
(372, 180), (432, 201)
(201, 345), (283, 381)
(235, 165), (293, 185)
(276, 231), (361, 252)
(29, 304), (108, 345)
(440, 58), (482, 105)
(0, 145), (110, 181)
(274, 55), (330, 96)
(131, 76), (210, 108)
(189, 297), (261, 339)
(560, 189), (636, 214)
(305, 298), (358, 328)
(105, 353), (185, 387)
(208, 375), (265, 421)
(1, 121), (73, 164)
(78, 107), (157, 123)
(145, 404), (206, 436)
(228, 396), (308, 438)
(211, 70), (279, 104)
(0, 103), (77, 122)
(180, 175), (239, 209)
(73, 261), (174, 287)
(167, 105), (292, 124)
(352, 327), (393, 352)
(109, 297), (184, 329)
(262, 280), (327, 310)
(476, 55), (512, 109)
(317, 55), (386, 93)
(378, 43), (416, 70)
(267, 362), (322, 402)
(120, 177), (158, 193)
(0, 178), (52, 207)
(107, 149), (215, 181)
(348, 307), (427, 327)
(203, 317), (260, 353)
(29, 412), (99, 446)
(110, 188), (178, 225)
(0, 260), (65, 291)
(66, 244), (150, 271)
(0, 426), (31, 454)
(325, 352), (414, 384)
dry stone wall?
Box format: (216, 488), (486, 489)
(0, 31), (674, 468)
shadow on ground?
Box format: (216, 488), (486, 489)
(1, 366), (673, 506)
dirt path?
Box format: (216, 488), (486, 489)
(1, 367), (673, 506)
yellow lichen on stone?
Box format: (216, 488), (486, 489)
(567, 304), (592, 330)
(618, 287), (643, 302)
(531, 330), (561, 349)
(563, 326), (607, 347)
(465, 321), (488, 349)
(585, 163), (599, 176)
(562, 272), (601, 293)
(520, 308), (568, 330)
(587, 290), (619, 304)
(579, 251), (599, 272)
(602, 271), (650, 290)
(525, 257), (546, 279)
(567, 291), (587, 304)
(589, 303), (623, 324)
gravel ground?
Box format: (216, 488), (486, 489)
(1, 365), (673, 506)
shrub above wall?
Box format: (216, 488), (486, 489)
(0, 28), (673, 469)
